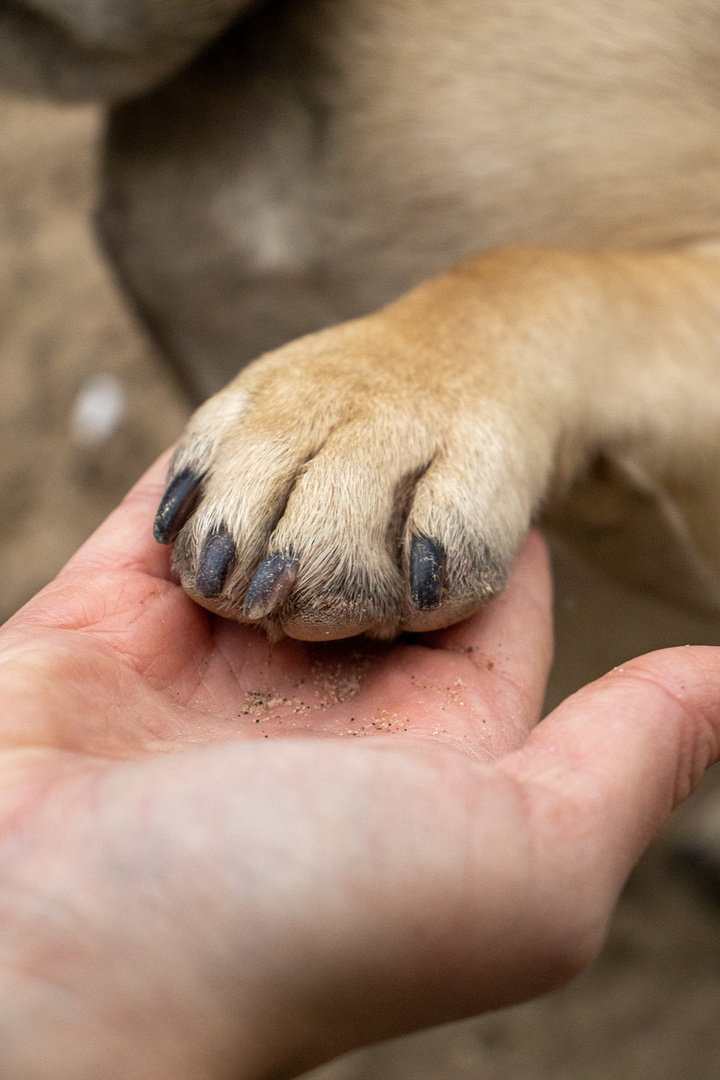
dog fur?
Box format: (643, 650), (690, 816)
(4, 0), (720, 640)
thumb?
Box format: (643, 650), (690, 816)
(503, 645), (720, 940)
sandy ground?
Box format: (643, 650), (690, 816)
(1, 90), (719, 1080)
(0, 93), (189, 617)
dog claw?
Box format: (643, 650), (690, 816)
(195, 527), (236, 597)
(244, 553), (299, 619)
(153, 468), (203, 544)
(409, 535), (445, 610)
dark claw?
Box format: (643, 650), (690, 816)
(409, 535), (445, 610)
(244, 553), (299, 620)
(195, 527), (236, 598)
(153, 468), (203, 544)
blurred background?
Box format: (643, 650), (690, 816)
(1, 88), (719, 1080)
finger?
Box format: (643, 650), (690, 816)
(502, 645), (720, 928)
(419, 529), (554, 737)
(2, 449), (181, 634)
(1, 446), (211, 666)
(59, 448), (177, 582)
(329, 530), (553, 757)
(440, 527), (553, 712)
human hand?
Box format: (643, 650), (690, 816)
(0, 452), (718, 1080)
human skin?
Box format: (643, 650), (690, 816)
(0, 450), (718, 1080)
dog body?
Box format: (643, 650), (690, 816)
(4, 0), (720, 639)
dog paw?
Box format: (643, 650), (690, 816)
(154, 318), (545, 640)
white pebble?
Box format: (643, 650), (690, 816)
(70, 374), (127, 447)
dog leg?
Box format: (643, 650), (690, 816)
(155, 244), (720, 640)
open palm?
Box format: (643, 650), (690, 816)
(0, 451), (718, 1080)
(3, 451), (552, 760)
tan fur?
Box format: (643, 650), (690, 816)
(172, 243), (720, 637)
(5, 0), (720, 638)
